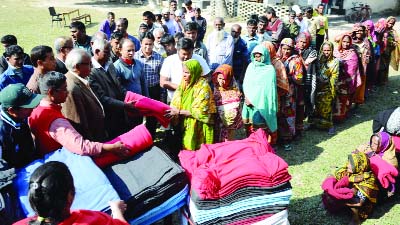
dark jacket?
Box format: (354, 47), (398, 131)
(55, 58), (68, 74)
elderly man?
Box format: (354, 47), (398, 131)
(54, 36), (73, 74)
(69, 21), (92, 55)
(26, 45), (57, 93)
(62, 49), (106, 142)
(114, 18), (141, 52)
(153, 28), (167, 57)
(0, 45), (34, 91)
(89, 39), (137, 139)
(160, 38), (210, 102)
(184, 21), (208, 63)
(206, 17), (234, 71)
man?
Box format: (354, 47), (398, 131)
(114, 18), (141, 52)
(0, 45), (34, 91)
(184, 21), (208, 63)
(174, 10), (186, 33)
(169, 0), (178, 17)
(256, 16), (273, 43)
(315, 4), (329, 52)
(305, 7), (319, 48)
(243, 19), (259, 57)
(284, 11), (300, 41)
(69, 21), (92, 55)
(99, 12), (116, 40)
(142, 11), (160, 33)
(153, 28), (167, 57)
(231, 24), (249, 91)
(191, 8), (207, 42)
(109, 31), (124, 63)
(138, 22), (149, 37)
(54, 36), (73, 74)
(134, 32), (164, 136)
(265, 7), (284, 46)
(62, 49), (106, 142)
(0, 35), (32, 74)
(160, 38), (210, 102)
(206, 17), (234, 71)
(114, 39), (147, 97)
(26, 45), (57, 93)
(89, 39), (137, 139)
(160, 34), (177, 56)
(184, 0), (195, 18)
(295, 9), (308, 33)
(0, 83), (41, 168)
(162, 8), (177, 35)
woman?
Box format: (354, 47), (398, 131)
(363, 20), (379, 93)
(166, 59), (216, 150)
(296, 32), (318, 119)
(212, 64), (242, 142)
(352, 24), (372, 105)
(242, 45), (277, 144)
(333, 34), (360, 122)
(324, 152), (379, 225)
(277, 38), (304, 150)
(309, 41), (339, 134)
(14, 161), (128, 225)
(376, 17), (399, 85)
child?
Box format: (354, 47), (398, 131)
(13, 161), (128, 225)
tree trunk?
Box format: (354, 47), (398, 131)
(215, 0), (228, 17)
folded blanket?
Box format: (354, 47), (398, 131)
(93, 124), (153, 168)
(392, 135), (400, 153)
(370, 155), (399, 188)
(321, 176), (353, 200)
(124, 91), (171, 127)
(14, 148), (120, 217)
(252, 209), (289, 225)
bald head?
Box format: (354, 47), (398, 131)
(231, 24), (242, 39)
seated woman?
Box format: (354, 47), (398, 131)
(28, 71), (130, 157)
(14, 161), (128, 225)
(212, 64), (242, 142)
(242, 45), (277, 144)
(323, 152), (379, 225)
(165, 59), (216, 151)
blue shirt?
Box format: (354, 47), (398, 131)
(113, 59), (148, 96)
(99, 19), (116, 40)
(127, 34), (141, 53)
(232, 37), (250, 81)
(0, 65), (34, 91)
(134, 50), (164, 87)
(243, 35), (260, 57)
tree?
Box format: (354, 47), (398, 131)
(212, 0), (228, 17)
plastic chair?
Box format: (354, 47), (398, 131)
(48, 7), (62, 27)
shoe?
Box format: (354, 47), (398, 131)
(284, 144), (292, 151)
(328, 127), (336, 135)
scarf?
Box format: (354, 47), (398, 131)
(263, 41), (289, 93)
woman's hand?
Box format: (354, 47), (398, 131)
(103, 141), (131, 156)
(164, 107), (180, 119)
(109, 200), (128, 222)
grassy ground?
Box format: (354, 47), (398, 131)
(2, 0), (400, 224)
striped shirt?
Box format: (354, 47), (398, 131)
(134, 50), (164, 87)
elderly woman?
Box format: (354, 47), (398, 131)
(277, 38), (304, 150)
(333, 34), (360, 122)
(212, 64), (242, 142)
(309, 41), (339, 134)
(165, 59), (216, 151)
(363, 20), (379, 93)
(242, 45), (277, 144)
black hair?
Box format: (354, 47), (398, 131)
(160, 34), (175, 46)
(184, 0), (192, 5)
(69, 21), (86, 32)
(289, 10), (296, 16)
(1, 34), (17, 45)
(28, 161), (74, 225)
(174, 32), (185, 42)
(305, 7), (313, 14)
(184, 21), (199, 32)
(318, 3), (325, 8)
(139, 32), (155, 42)
(195, 7), (201, 13)
(181, 7), (187, 14)
(170, 0), (177, 4)
(30, 45), (53, 67)
(107, 12), (115, 17)
(118, 18), (129, 28)
(143, 11), (155, 21)
(39, 71), (66, 94)
(4, 45), (24, 58)
(110, 31), (124, 41)
(258, 16), (268, 24)
(265, 7), (276, 17)
(247, 18), (258, 26)
(176, 37), (194, 50)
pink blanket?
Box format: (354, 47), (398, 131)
(93, 124), (153, 168)
(124, 91), (171, 128)
(321, 176), (353, 200)
(392, 135), (400, 153)
(370, 155), (398, 188)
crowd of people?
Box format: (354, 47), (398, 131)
(0, 0), (399, 224)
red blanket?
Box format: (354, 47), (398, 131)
(321, 176), (353, 200)
(370, 155), (398, 188)
(124, 91), (171, 128)
(93, 124), (153, 168)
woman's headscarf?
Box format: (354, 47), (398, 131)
(336, 34), (353, 53)
(251, 44), (271, 65)
(386, 16), (397, 28)
(212, 64), (235, 90)
(370, 132), (390, 155)
(262, 41), (290, 93)
(263, 41), (278, 59)
(318, 41), (334, 63)
(181, 59), (203, 90)
(296, 32), (311, 50)
(363, 20), (377, 42)
(277, 38), (295, 60)
(375, 18), (387, 33)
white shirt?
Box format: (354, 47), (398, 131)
(206, 31), (234, 70)
(160, 54), (210, 100)
(296, 18), (309, 34)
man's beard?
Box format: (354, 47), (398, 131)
(215, 30), (225, 45)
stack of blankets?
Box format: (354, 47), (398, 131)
(103, 146), (189, 224)
(179, 129), (292, 225)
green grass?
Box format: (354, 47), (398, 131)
(1, 1), (400, 224)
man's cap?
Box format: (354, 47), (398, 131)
(154, 10), (161, 15)
(0, 83), (43, 108)
(162, 8), (170, 14)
